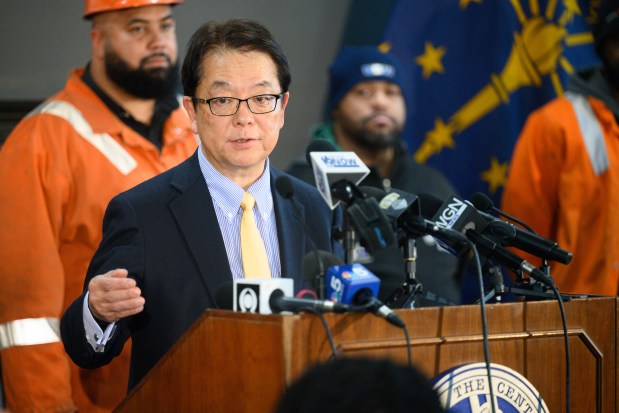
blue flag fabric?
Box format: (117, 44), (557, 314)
(381, 0), (600, 204)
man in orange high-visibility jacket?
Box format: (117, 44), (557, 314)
(0, 1), (197, 412)
(502, 1), (619, 297)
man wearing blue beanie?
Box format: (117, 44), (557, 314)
(287, 45), (462, 306)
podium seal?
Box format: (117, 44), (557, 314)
(432, 362), (549, 412)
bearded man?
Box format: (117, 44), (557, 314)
(0, 1), (197, 412)
(287, 46), (462, 307)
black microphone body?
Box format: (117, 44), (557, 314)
(351, 289), (405, 328)
(481, 215), (572, 265)
(305, 139), (338, 164)
(214, 280), (352, 314)
(302, 250), (346, 299)
(424, 193), (558, 286)
(269, 289), (350, 314)
(275, 175), (328, 297)
(431, 193), (572, 265)
(470, 193), (572, 264)
(466, 231), (553, 286)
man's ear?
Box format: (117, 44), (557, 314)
(90, 27), (105, 61)
(279, 92), (290, 128)
(182, 97), (199, 135)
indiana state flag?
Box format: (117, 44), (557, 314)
(381, 0), (600, 203)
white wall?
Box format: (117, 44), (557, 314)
(0, 0), (352, 168)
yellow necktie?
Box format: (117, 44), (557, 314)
(240, 192), (271, 278)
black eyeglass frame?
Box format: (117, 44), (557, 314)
(190, 93), (286, 116)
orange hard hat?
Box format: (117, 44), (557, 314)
(84, 0), (183, 19)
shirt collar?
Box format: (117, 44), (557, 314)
(197, 147), (273, 220)
(81, 62), (179, 148)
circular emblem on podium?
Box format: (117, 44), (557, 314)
(432, 363), (549, 412)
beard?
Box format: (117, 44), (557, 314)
(104, 48), (179, 99)
(338, 112), (402, 151)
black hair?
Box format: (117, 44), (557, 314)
(274, 357), (446, 413)
(181, 19), (291, 98)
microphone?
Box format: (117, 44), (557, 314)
(428, 194), (554, 285)
(345, 195), (396, 252)
(275, 175), (329, 298)
(305, 139), (338, 164)
(469, 193), (572, 264)
(305, 140), (370, 209)
(465, 232), (553, 286)
(470, 192), (536, 233)
(361, 187), (469, 251)
(214, 278), (351, 314)
(326, 263), (405, 328)
(269, 289), (351, 314)
(431, 194), (489, 235)
(305, 141), (395, 254)
(361, 186), (420, 223)
(302, 250), (345, 299)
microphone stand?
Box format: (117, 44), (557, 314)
(400, 237), (423, 309)
(384, 237), (422, 308)
(385, 237), (457, 308)
(476, 262), (506, 303)
(343, 210), (356, 264)
(476, 259), (577, 303)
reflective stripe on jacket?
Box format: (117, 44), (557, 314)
(0, 68), (198, 413)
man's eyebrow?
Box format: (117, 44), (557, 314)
(207, 80), (276, 93)
(127, 13), (174, 25)
(208, 81), (231, 93)
(255, 81), (275, 88)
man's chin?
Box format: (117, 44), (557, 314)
(366, 126), (396, 135)
(143, 67), (170, 78)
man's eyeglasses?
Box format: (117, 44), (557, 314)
(191, 93), (285, 116)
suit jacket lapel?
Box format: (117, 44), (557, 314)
(272, 170), (307, 289)
(167, 159), (309, 298)
(168, 153), (231, 303)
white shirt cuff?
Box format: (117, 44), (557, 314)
(82, 291), (116, 353)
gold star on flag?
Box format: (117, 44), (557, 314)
(459, 0), (482, 9)
(378, 42), (392, 53)
(415, 42), (446, 79)
(563, 0), (582, 18)
(427, 118), (456, 153)
(481, 157), (509, 194)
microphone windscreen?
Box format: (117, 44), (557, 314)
(305, 139), (337, 164)
(214, 281), (234, 310)
(417, 192), (444, 219)
(469, 192), (494, 212)
(302, 250), (345, 287)
(275, 175), (294, 199)
(358, 186), (387, 201)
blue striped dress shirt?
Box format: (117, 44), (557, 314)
(197, 147), (281, 279)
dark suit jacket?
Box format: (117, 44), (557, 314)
(60, 150), (342, 390)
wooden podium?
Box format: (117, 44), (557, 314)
(114, 297), (617, 412)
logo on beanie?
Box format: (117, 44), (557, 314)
(432, 362), (549, 412)
(361, 63), (395, 79)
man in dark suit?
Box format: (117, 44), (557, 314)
(60, 19), (342, 393)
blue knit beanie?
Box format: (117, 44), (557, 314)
(327, 46), (410, 113)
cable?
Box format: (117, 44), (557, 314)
(546, 283), (570, 413)
(294, 307), (338, 360)
(401, 323), (412, 369)
(467, 241), (498, 413)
